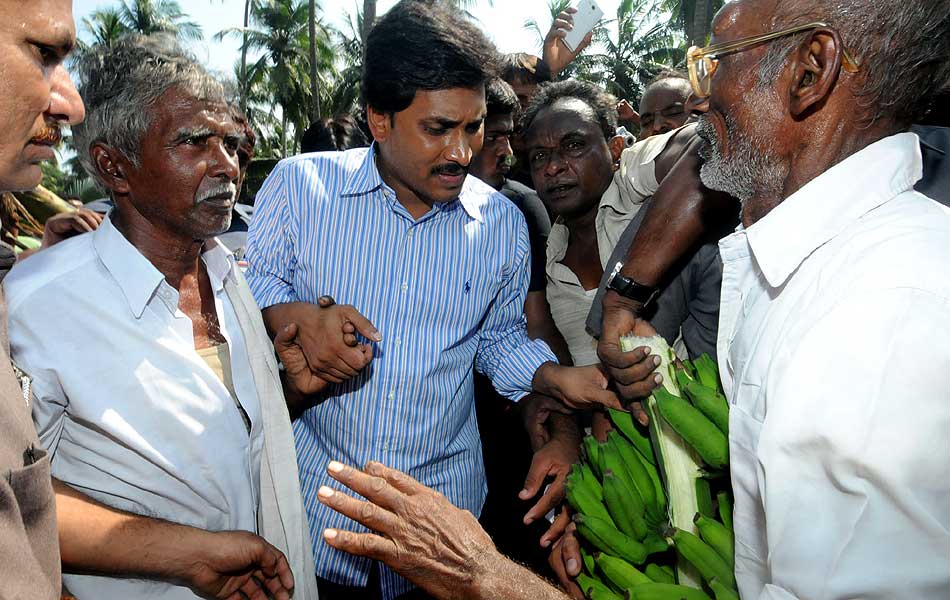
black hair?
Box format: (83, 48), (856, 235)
(647, 68), (690, 87)
(522, 79), (618, 141)
(361, 0), (499, 114)
(500, 52), (546, 86)
(485, 78), (520, 118)
(301, 115), (369, 153)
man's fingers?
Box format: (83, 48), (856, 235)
(583, 387), (624, 411)
(540, 506), (570, 548)
(364, 460), (427, 496)
(326, 461), (406, 512)
(628, 401), (650, 426)
(562, 526), (582, 577)
(239, 575), (268, 600)
(317, 295), (335, 308)
(608, 353), (660, 386)
(340, 306), (382, 343)
(323, 528), (397, 562)
(519, 453), (551, 503)
(317, 485), (400, 534)
(343, 332), (359, 347)
(616, 378), (661, 402)
(273, 323), (299, 350)
(524, 478), (561, 525)
(337, 346), (370, 373)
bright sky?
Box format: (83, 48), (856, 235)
(72, 0), (626, 78)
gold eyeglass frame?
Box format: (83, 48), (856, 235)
(686, 21), (861, 98)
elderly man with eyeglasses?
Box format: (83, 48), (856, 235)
(309, 1), (950, 599)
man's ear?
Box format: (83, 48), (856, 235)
(788, 28), (845, 117)
(608, 134), (625, 169)
(90, 143), (132, 195)
(366, 105), (392, 142)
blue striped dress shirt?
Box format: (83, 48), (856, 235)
(245, 145), (555, 598)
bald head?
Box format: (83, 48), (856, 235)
(638, 74), (693, 138)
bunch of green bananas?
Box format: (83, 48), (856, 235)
(567, 345), (740, 600)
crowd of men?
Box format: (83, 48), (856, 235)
(1, 0), (948, 599)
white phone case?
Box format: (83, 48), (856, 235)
(563, 0), (604, 52)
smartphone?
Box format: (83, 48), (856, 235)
(562, 0), (603, 52)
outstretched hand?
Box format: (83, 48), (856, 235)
(180, 530), (295, 600)
(543, 7), (595, 76)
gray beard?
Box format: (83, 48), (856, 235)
(696, 112), (786, 211)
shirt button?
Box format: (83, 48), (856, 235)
(401, 283), (408, 292)
(388, 391), (395, 401)
(381, 441), (390, 451)
(394, 338), (401, 347)
(407, 229), (414, 238)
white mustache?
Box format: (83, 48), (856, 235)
(198, 182), (237, 203)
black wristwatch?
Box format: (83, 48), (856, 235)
(605, 262), (659, 307)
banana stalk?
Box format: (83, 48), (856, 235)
(619, 334), (705, 588)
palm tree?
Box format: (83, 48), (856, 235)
(81, 7), (129, 49)
(119, 0), (203, 40)
(586, 0), (685, 101)
(523, 0), (573, 48)
(663, 0), (724, 46)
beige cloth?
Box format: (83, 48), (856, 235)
(197, 342), (251, 433)
(225, 267), (319, 599)
(0, 285), (60, 599)
(545, 128), (677, 366)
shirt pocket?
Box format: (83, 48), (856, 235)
(8, 446), (55, 531)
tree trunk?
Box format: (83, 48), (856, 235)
(691, 0), (711, 46)
(240, 0), (251, 114)
(281, 109), (288, 158)
(362, 0), (376, 45)
(309, 0), (320, 123)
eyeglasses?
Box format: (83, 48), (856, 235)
(686, 21), (860, 98)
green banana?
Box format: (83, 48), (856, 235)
(603, 470), (649, 540)
(578, 462), (604, 501)
(695, 478), (714, 520)
(683, 381), (729, 435)
(675, 366), (695, 392)
(681, 358), (698, 379)
(644, 563), (674, 584)
(654, 388), (729, 469)
(638, 449), (667, 525)
(577, 572), (616, 598)
(581, 547), (596, 575)
(625, 582), (713, 600)
(595, 552), (652, 589)
(608, 408), (656, 465)
(691, 353), (720, 392)
(694, 514), (735, 569)
(608, 431), (663, 522)
(566, 479), (614, 525)
(708, 578), (740, 600)
(717, 491), (733, 531)
(668, 528), (736, 588)
(584, 436), (604, 479)
(591, 587), (624, 600)
(574, 514), (650, 565)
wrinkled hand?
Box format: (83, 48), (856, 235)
(42, 208), (104, 248)
(272, 297), (380, 384)
(318, 461), (496, 600)
(518, 393), (574, 451)
(543, 7), (595, 76)
(181, 530), (294, 600)
(274, 322), (329, 396)
(534, 363), (623, 411)
(548, 521), (584, 599)
(519, 414), (580, 544)
(597, 293), (663, 408)
(617, 99), (640, 124)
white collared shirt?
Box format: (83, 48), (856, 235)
(718, 133), (950, 599)
(5, 216), (264, 599)
(546, 129), (677, 365)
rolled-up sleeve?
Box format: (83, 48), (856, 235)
(475, 219), (556, 401)
(245, 162), (300, 308)
(755, 288), (950, 600)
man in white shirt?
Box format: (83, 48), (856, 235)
(685, 0), (950, 597)
(5, 35), (317, 599)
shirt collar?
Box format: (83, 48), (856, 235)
(745, 132), (923, 288)
(341, 143), (483, 222)
(93, 215), (165, 319)
(93, 215), (237, 318)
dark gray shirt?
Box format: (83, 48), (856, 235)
(585, 199), (724, 361)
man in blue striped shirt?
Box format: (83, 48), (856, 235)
(246, 2), (632, 598)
